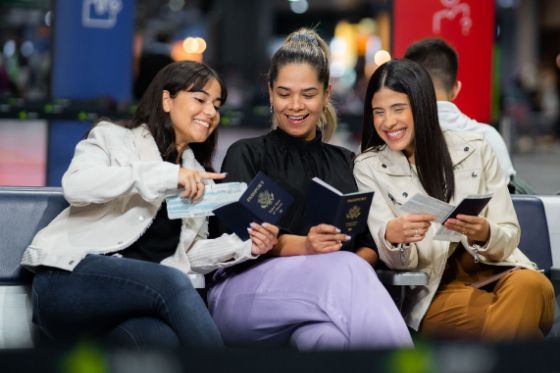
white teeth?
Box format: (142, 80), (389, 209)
(194, 119), (209, 128)
(288, 115), (305, 120)
(387, 129), (404, 138)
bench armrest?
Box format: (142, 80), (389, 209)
(376, 269), (428, 287)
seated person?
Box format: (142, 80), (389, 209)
(354, 59), (554, 340)
(21, 61), (278, 348)
(207, 28), (413, 351)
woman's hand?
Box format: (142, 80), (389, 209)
(444, 214), (490, 244)
(304, 224), (350, 254)
(385, 214), (435, 244)
(248, 223), (279, 255)
(177, 168), (226, 201)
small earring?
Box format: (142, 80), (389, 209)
(269, 105), (274, 114)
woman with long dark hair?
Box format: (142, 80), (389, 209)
(354, 59), (554, 340)
(21, 61), (278, 348)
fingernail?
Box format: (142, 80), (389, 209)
(247, 227), (252, 234)
(250, 222), (258, 228)
(335, 228), (341, 233)
(345, 235), (351, 241)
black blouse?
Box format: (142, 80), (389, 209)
(220, 128), (360, 237)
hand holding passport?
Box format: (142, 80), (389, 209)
(213, 172), (294, 240)
(303, 177), (374, 242)
(399, 193), (493, 241)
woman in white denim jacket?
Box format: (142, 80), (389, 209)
(354, 59), (554, 341)
(21, 61), (278, 348)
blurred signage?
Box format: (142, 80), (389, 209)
(393, 0), (494, 123)
(48, 0), (134, 185)
(82, 0), (123, 29)
(52, 0), (134, 100)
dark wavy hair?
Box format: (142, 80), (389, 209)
(129, 60), (227, 170)
(361, 59), (454, 202)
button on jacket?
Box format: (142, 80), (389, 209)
(22, 121), (255, 275)
(353, 131), (536, 330)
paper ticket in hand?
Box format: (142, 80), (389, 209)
(166, 182), (247, 219)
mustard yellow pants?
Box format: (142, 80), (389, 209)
(421, 255), (555, 341)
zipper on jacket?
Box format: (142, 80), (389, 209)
(472, 243), (481, 263)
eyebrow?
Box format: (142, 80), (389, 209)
(276, 86), (319, 93)
(372, 103), (408, 110)
(191, 89), (223, 103)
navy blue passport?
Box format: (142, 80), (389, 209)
(304, 177), (374, 238)
(214, 172), (294, 240)
(445, 193), (493, 221)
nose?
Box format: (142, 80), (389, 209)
(203, 102), (217, 117)
(384, 112), (397, 128)
(288, 95), (304, 111)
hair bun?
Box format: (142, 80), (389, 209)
(289, 31), (319, 47)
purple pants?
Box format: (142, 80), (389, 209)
(208, 251), (413, 350)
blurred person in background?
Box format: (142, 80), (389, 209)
(404, 38), (533, 194)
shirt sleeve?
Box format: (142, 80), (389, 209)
(353, 157), (419, 270)
(62, 123), (178, 206)
(461, 140), (520, 262)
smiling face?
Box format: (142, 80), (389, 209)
(269, 62), (331, 141)
(371, 87), (416, 162)
(162, 78), (222, 149)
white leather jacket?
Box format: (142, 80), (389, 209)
(22, 121), (255, 275)
(354, 131), (536, 330)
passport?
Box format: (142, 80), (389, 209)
(433, 193), (493, 241)
(303, 177), (374, 239)
(214, 172), (294, 240)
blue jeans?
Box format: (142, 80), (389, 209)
(32, 254), (223, 348)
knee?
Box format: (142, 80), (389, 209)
(154, 266), (197, 298)
(506, 270), (554, 299)
(330, 251), (372, 273)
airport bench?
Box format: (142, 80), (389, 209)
(1, 186), (559, 348)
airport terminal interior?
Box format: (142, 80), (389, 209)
(0, 1), (560, 372)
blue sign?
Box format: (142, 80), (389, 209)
(48, 0), (135, 185)
(52, 0), (134, 100)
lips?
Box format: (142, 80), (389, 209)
(385, 128), (406, 140)
(286, 114), (309, 124)
(193, 118), (210, 129)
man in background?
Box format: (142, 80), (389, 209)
(404, 38), (531, 193)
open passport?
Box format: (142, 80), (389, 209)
(303, 177), (374, 241)
(167, 172), (294, 240)
(399, 192), (493, 241)
(213, 172), (294, 240)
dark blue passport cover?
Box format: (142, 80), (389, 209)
(303, 177), (374, 238)
(445, 194), (493, 221)
(214, 172), (294, 240)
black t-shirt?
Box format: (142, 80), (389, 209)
(120, 201), (181, 263)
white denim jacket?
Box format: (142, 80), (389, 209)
(22, 121), (255, 275)
(353, 131), (536, 330)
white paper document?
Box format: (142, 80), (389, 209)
(166, 182), (247, 219)
(399, 193), (493, 242)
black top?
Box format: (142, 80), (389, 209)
(120, 201), (181, 263)
(221, 128), (360, 237)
